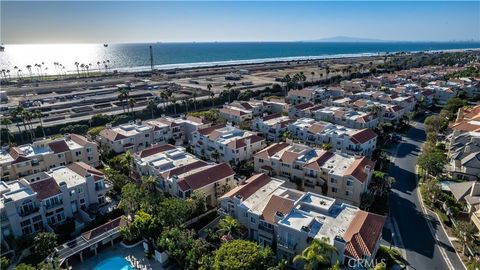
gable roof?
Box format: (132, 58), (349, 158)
(99, 129), (127, 141)
(227, 135), (265, 149)
(304, 151), (335, 170)
(255, 143), (289, 160)
(261, 195), (295, 224)
(67, 162), (104, 179)
(178, 163), (234, 191)
(221, 173), (272, 199)
(343, 157), (375, 183)
(48, 140), (70, 154)
(161, 160), (209, 179)
(137, 144), (176, 158)
(82, 216), (127, 240)
(69, 133), (92, 146)
(344, 211), (386, 259)
(197, 123), (227, 136)
(350, 129), (377, 144)
(30, 177), (61, 200)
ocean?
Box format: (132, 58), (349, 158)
(1, 42), (480, 75)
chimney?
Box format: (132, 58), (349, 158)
(364, 164), (371, 174)
(64, 134), (70, 141)
(106, 123), (112, 129)
(245, 138), (251, 145)
(136, 119), (142, 125)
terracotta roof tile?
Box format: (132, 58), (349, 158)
(261, 195), (295, 224)
(226, 135), (265, 149)
(67, 161), (104, 178)
(221, 173), (271, 199)
(30, 177), (61, 200)
(255, 143), (289, 160)
(82, 216), (127, 240)
(197, 123), (227, 136)
(69, 134), (91, 146)
(178, 163), (234, 191)
(344, 211), (386, 259)
(350, 129), (377, 144)
(137, 144), (176, 158)
(161, 160), (209, 179)
(308, 123), (326, 134)
(99, 129), (127, 141)
(343, 157), (375, 183)
(48, 140), (70, 154)
(304, 151), (334, 170)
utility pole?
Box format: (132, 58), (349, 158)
(149, 45), (154, 72)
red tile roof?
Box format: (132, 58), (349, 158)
(137, 144), (176, 158)
(304, 151), (334, 170)
(262, 113), (282, 121)
(221, 173), (271, 199)
(30, 177), (61, 200)
(261, 195), (294, 224)
(161, 160), (209, 179)
(178, 163), (234, 191)
(226, 135), (265, 149)
(343, 157), (375, 183)
(99, 129), (127, 141)
(67, 161), (104, 178)
(294, 102), (315, 110)
(69, 134), (91, 146)
(344, 211), (386, 259)
(350, 129), (377, 144)
(48, 140), (70, 154)
(308, 123), (326, 134)
(255, 143), (289, 160)
(197, 123), (227, 136)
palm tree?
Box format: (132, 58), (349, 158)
(310, 71), (315, 83)
(128, 98), (136, 119)
(26, 65), (33, 78)
(182, 99), (190, 114)
(141, 176), (157, 193)
(33, 110), (46, 138)
(211, 149), (220, 162)
(283, 74), (291, 96)
(11, 107), (25, 142)
(147, 99), (156, 119)
(123, 150), (133, 176)
(118, 87), (130, 113)
(97, 61), (102, 73)
(192, 90), (198, 111)
(224, 83), (233, 103)
(170, 96), (177, 115)
(218, 216), (240, 236)
(325, 66), (330, 80)
(21, 109), (35, 141)
(1, 118), (13, 144)
(85, 64), (90, 77)
(80, 63), (85, 77)
(74, 62), (80, 76)
(207, 84), (215, 107)
(293, 238), (337, 270)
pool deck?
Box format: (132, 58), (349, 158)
(73, 243), (164, 270)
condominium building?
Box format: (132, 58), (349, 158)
(133, 144), (236, 206)
(313, 106), (379, 129)
(1, 134), (99, 181)
(288, 118), (377, 157)
(219, 105), (253, 124)
(251, 113), (293, 142)
(352, 99), (406, 123)
(191, 124), (266, 164)
(253, 143), (374, 206)
(1, 162), (111, 238)
(218, 174), (385, 267)
(97, 116), (210, 154)
(287, 87), (327, 105)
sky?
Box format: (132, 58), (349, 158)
(1, 1), (479, 44)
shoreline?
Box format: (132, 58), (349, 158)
(113, 47), (480, 74)
(1, 46), (479, 78)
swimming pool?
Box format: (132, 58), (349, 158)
(93, 256), (133, 270)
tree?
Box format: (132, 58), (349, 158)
(147, 99), (156, 119)
(157, 198), (192, 227)
(211, 149), (220, 162)
(424, 115), (447, 135)
(293, 238), (337, 270)
(34, 110), (46, 138)
(131, 210), (158, 240)
(157, 227), (209, 270)
(186, 191), (207, 216)
(454, 221), (477, 255)
(218, 216), (241, 236)
(1, 257), (10, 270)
(103, 168), (129, 193)
(141, 175), (158, 194)
(207, 83), (215, 107)
(170, 95), (178, 115)
(214, 240), (274, 270)
(33, 232), (57, 258)
(1, 118), (13, 145)
(128, 98), (136, 119)
(14, 263), (35, 270)
(319, 143), (332, 151)
(119, 183), (143, 217)
(417, 148), (447, 177)
(88, 126), (106, 137)
(224, 83), (234, 103)
(118, 87), (130, 113)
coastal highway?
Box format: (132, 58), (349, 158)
(388, 120), (465, 270)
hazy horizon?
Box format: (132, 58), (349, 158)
(1, 1), (479, 44)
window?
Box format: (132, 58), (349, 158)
(78, 187), (84, 194)
(330, 178), (337, 183)
(345, 190), (352, 196)
(346, 180), (353, 186)
(250, 217), (256, 224)
(58, 153), (63, 158)
(145, 134), (150, 138)
(331, 187), (338, 193)
(258, 159), (264, 163)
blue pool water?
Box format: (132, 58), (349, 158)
(93, 256), (133, 270)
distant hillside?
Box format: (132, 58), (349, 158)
(307, 36), (390, 42)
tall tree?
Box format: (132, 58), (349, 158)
(33, 232), (57, 258)
(1, 118), (13, 145)
(214, 240), (274, 270)
(218, 216), (241, 236)
(293, 238), (337, 270)
(34, 110), (46, 138)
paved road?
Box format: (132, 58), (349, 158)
(386, 120), (465, 270)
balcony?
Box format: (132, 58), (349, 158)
(19, 206), (40, 217)
(258, 224), (274, 234)
(277, 240), (297, 250)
